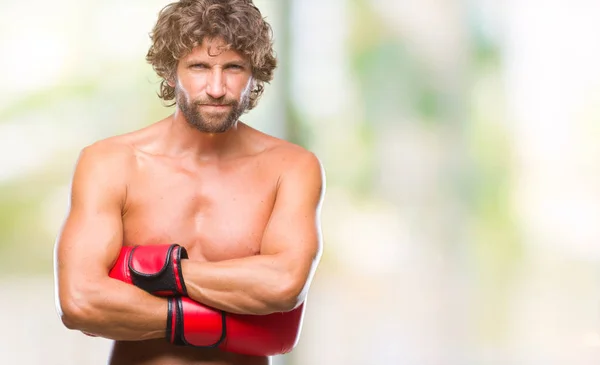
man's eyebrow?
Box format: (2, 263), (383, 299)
(185, 59), (249, 66)
(226, 60), (250, 66)
(186, 60), (210, 66)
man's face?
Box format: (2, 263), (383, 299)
(173, 37), (253, 133)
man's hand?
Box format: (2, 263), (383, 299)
(166, 296), (303, 356)
(108, 244), (305, 356)
(109, 244), (189, 296)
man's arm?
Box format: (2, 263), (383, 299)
(181, 150), (325, 315)
(54, 142), (168, 340)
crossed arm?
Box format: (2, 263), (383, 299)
(54, 142), (324, 340)
(181, 152), (324, 315)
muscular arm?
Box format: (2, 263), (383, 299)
(182, 151), (325, 315)
(54, 143), (168, 340)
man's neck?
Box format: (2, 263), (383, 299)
(162, 112), (243, 161)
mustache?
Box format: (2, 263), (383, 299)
(193, 98), (236, 106)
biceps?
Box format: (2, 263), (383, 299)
(55, 207), (123, 286)
(260, 206), (322, 268)
(259, 153), (324, 274)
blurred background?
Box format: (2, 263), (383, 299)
(2, 0), (600, 364)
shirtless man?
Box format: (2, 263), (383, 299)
(52, 1), (324, 364)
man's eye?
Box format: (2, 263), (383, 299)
(227, 65), (243, 70)
(191, 64), (207, 69)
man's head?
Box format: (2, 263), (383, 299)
(146, 0), (277, 132)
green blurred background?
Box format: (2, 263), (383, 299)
(2, 0), (600, 364)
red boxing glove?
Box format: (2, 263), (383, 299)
(109, 244), (188, 296)
(167, 297), (304, 356)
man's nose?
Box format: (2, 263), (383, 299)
(206, 68), (226, 99)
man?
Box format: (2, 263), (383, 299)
(52, 0), (324, 364)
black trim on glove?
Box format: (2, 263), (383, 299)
(128, 244), (189, 296)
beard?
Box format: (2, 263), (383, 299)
(175, 83), (251, 134)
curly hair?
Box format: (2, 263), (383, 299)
(146, 0), (277, 109)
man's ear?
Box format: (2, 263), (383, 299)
(167, 77), (176, 88)
(165, 70), (177, 88)
(248, 76), (257, 91)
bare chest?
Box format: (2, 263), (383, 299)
(121, 158), (277, 262)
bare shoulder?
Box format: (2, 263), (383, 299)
(278, 143), (323, 178)
(70, 136), (138, 204)
(76, 136), (136, 174)
(254, 133), (325, 201)
(76, 118), (164, 168)
(254, 131), (323, 178)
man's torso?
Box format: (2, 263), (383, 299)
(106, 121), (296, 365)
